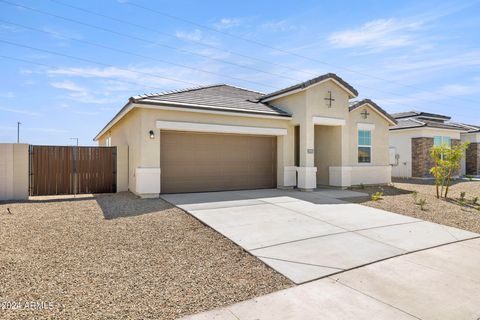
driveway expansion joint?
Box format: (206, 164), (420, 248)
(255, 255), (345, 271)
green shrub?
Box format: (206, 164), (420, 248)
(359, 183), (365, 190)
(371, 192), (383, 202)
(412, 191), (418, 204)
(473, 197), (478, 205)
(418, 198), (427, 211)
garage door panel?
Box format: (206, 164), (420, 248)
(161, 131), (276, 193)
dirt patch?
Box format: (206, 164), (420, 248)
(0, 192), (292, 320)
(350, 179), (480, 233)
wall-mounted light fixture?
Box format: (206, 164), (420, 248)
(149, 130), (155, 139)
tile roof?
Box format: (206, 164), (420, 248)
(448, 122), (480, 133)
(390, 118), (467, 131)
(348, 99), (397, 125)
(131, 84), (291, 117)
(259, 73), (358, 101)
(391, 111), (451, 120)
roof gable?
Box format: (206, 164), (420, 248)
(259, 73), (358, 102)
(349, 99), (397, 125)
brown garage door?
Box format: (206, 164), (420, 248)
(161, 131), (277, 193)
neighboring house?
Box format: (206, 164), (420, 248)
(389, 111), (468, 178)
(450, 122), (480, 176)
(94, 73), (397, 197)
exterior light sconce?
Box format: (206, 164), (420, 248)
(149, 130), (155, 139)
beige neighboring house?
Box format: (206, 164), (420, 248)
(94, 73), (397, 197)
(389, 111), (471, 178)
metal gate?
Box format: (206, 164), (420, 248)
(29, 145), (116, 196)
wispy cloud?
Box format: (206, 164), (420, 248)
(0, 106), (41, 116)
(50, 80), (87, 92)
(0, 92), (15, 98)
(383, 51), (480, 73)
(0, 125), (68, 133)
(327, 18), (423, 50)
(261, 20), (296, 32)
(43, 65), (219, 90)
(176, 29), (204, 42)
(214, 18), (241, 29)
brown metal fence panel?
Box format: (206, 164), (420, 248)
(29, 145), (116, 196)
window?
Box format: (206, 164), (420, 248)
(434, 136), (451, 147)
(433, 136), (451, 160)
(106, 136), (112, 147)
(358, 130), (372, 163)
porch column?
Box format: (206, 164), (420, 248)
(296, 122), (317, 190)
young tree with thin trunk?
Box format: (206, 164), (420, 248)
(430, 142), (469, 199)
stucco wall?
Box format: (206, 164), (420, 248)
(98, 108), (142, 193)
(0, 143), (29, 201)
(348, 105), (390, 166)
(271, 81), (350, 168)
(116, 145), (129, 192)
(98, 105), (293, 194)
(389, 128), (462, 178)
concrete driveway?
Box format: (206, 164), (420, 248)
(182, 238), (480, 320)
(162, 189), (478, 284)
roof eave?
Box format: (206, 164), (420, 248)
(93, 99), (292, 141)
(259, 75), (358, 102)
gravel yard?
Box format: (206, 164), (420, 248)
(0, 192), (292, 320)
(350, 179), (480, 233)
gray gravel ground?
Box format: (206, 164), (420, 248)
(0, 192), (292, 320)
(350, 179), (480, 233)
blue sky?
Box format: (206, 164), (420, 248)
(1, 0), (479, 145)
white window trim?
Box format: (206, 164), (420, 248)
(357, 122), (375, 130)
(358, 129), (373, 164)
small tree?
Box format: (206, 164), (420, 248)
(430, 141), (469, 198)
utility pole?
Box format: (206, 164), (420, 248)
(70, 137), (79, 146)
(17, 122), (21, 143)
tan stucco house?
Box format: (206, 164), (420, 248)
(389, 111), (475, 178)
(94, 73), (397, 197)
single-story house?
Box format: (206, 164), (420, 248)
(389, 111), (469, 178)
(94, 73), (397, 197)
(450, 122), (480, 176)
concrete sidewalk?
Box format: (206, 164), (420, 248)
(182, 238), (480, 320)
(163, 189), (478, 284)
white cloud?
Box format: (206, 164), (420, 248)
(261, 20), (296, 32)
(0, 92), (15, 98)
(0, 126), (68, 133)
(327, 18), (423, 50)
(50, 80), (87, 92)
(176, 29), (204, 42)
(383, 51), (480, 73)
(0, 106), (40, 116)
(214, 18), (240, 29)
